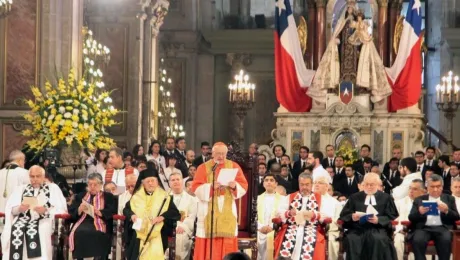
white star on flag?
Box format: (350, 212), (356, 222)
(276, 0), (286, 16)
(412, 0), (421, 15)
(343, 88), (349, 96)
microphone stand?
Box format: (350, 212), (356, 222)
(210, 163), (218, 260)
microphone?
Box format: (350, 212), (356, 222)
(212, 162), (219, 172)
(381, 173), (393, 188)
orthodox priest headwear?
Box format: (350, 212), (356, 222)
(133, 163), (163, 193)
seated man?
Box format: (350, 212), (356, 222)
(169, 172), (198, 260)
(69, 173), (117, 260)
(394, 179), (425, 260)
(314, 177), (341, 260)
(408, 174), (460, 260)
(116, 174), (138, 260)
(257, 173), (284, 260)
(124, 167), (180, 259)
(274, 173), (326, 260)
(340, 173), (399, 260)
(1, 165), (67, 260)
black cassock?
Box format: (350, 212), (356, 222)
(339, 191), (399, 260)
(123, 193), (180, 260)
(69, 191), (117, 259)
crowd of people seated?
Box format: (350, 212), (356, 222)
(0, 138), (460, 260)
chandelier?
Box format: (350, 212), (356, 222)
(228, 69), (256, 117)
(0, 0), (12, 18)
(157, 59), (185, 140)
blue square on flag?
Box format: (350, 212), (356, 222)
(339, 81), (353, 105)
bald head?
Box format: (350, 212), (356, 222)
(29, 165), (45, 188)
(125, 174), (138, 194)
(9, 150), (25, 168)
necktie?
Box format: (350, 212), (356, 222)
(444, 171), (447, 178)
(349, 178), (352, 186)
(330, 159), (333, 166)
(417, 165), (421, 172)
(302, 161), (305, 169)
(428, 160), (432, 166)
(389, 171), (393, 180)
(204, 156), (208, 162)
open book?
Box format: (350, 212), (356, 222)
(82, 200), (95, 218)
(422, 200), (439, 216)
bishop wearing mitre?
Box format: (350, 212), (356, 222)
(192, 142), (248, 260)
(1, 166), (67, 260)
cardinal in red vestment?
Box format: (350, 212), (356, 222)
(192, 142), (248, 260)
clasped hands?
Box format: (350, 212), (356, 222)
(78, 203), (102, 217)
(213, 181), (236, 190)
(419, 201), (448, 215)
(289, 209), (315, 220)
(18, 204), (47, 214)
(259, 225), (273, 234)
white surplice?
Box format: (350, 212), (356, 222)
(100, 168), (139, 188)
(1, 183), (67, 260)
(392, 172), (422, 200)
(171, 191), (198, 260)
(257, 192), (286, 260)
(395, 196), (415, 260)
(0, 164), (30, 217)
(321, 194), (341, 260)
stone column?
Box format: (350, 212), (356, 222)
(240, 0), (251, 28)
(315, 0), (327, 67)
(141, 0), (169, 149)
(307, 0), (316, 69)
(388, 0), (401, 65)
(377, 0), (389, 66)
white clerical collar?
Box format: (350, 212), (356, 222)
(429, 195), (440, 201)
(365, 194), (377, 205)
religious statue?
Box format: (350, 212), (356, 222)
(307, 0), (392, 104)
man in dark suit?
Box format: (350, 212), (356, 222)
(409, 174), (460, 260)
(382, 146), (403, 175)
(414, 150), (427, 176)
(173, 137), (189, 178)
(453, 148), (460, 168)
(321, 144), (336, 169)
(382, 157), (401, 191)
(193, 141), (210, 167)
(257, 163), (268, 195)
(163, 136), (176, 160)
(269, 163), (293, 194)
(332, 156), (346, 191)
(337, 164), (360, 197)
(267, 144), (286, 170)
(438, 155), (451, 194)
(353, 144), (374, 175)
(292, 146), (309, 190)
(425, 146), (441, 175)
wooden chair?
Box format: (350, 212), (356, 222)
(399, 220), (460, 260)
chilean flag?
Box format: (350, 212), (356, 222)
(385, 0), (423, 112)
(275, 0), (315, 112)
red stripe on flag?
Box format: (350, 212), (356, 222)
(274, 32), (312, 112)
(388, 37), (423, 112)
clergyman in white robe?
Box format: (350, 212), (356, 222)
(172, 190), (198, 260)
(1, 183), (67, 260)
(395, 195), (415, 260)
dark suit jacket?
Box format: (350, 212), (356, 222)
(336, 175), (360, 197)
(425, 159), (441, 175)
(321, 157), (335, 169)
(276, 175), (294, 195)
(442, 169), (452, 194)
(408, 194), (460, 230)
(292, 160), (308, 190)
(193, 155), (206, 167)
(267, 158), (280, 171)
(173, 149), (189, 178)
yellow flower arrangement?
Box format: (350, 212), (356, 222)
(336, 146), (359, 165)
(22, 69), (118, 152)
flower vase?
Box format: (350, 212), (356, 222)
(56, 144), (86, 181)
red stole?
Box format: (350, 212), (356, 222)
(274, 192), (326, 260)
(104, 166), (135, 183)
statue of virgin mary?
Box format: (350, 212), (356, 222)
(307, 1), (392, 104)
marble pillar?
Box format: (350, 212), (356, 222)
(377, 0), (389, 66)
(315, 0), (327, 67)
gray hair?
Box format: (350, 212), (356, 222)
(298, 173), (313, 182)
(104, 181), (117, 189)
(110, 147), (123, 157)
(452, 177), (460, 185)
(29, 165), (45, 176)
(9, 150), (25, 162)
(88, 173), (103, 184)
(363, 172), (380, 184)
(428, 174), (444, 185)
(411, 179), (425, 189)
(169, 172), (183, 180)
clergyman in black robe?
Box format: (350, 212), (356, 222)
(339, 173), (399, 260)
(68, 173), (117, 259)
(123, 165), (180, 260)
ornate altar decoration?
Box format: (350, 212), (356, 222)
(270, 0), (425, 166)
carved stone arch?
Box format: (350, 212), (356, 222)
(331, 127), (360, 150)
(258, 144), (274, 161)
